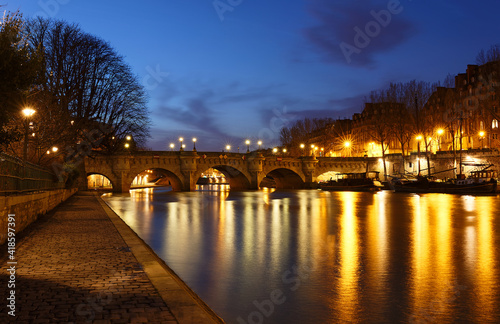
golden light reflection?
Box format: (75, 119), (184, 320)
(473, 198), (496, 322)
(334, 191), (360, 321)
(365, 191), (389, 315)
(428, 195), (454, 321)
(409, 194), (432, 321)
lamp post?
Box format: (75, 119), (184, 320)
(310, 144), (315, 156)
(22, 108), (36, 161)
(273, 148), (278, 154)
(479, 131), (485, 149)
(193, 138), (197, 151)
(257, 141), (262, 150)
(416, 135), (422, 175)
(179, 137), (184, 151)
(170, 143), (174, 151)
(245, 140), (250, 153)
(300, 143), (305, 156)
(437, 129), (444, 151)
(226, 145), (231, 152)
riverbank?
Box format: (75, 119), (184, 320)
(0, 192), (224, 323)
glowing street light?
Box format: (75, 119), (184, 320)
(283, 148), (287, 153)
(344, 141), (351, 148)
(257, 140), (262, 150)
(126, 135), (132, 141)
(437, 129), (444, 151)
(179, 137), (184, 151)
(193, 138), (197, 151)
(245, 139), (250, 153)
(52, 146), (58, 152)
(22, 108), (36, 118)
(273, 147), (278, 154)
(124, 143), (130, 149)
(479, 131), (485, 149)
(170, 143), (174, 151)
(22, 107), (36, 161)
(226, 145), (231, 152)
(416, 135), (423, 174)
(300, 143), (305, 156)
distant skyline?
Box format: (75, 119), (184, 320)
(3, 0), (500, 151)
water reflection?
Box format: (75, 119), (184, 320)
(102, 190), (500, 323)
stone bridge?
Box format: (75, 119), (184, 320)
(84, 149), (500, 192)
(84, 151), (375, 192)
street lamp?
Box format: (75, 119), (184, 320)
(300, 143), (305, 156)
(245, 139), (250, 153)
(226, 145), (231, 152)
(283, 148), (287, 154)
(273, 147), (278, 154)
(437, 129), (444, 151)
(416, 135), (423, 175)
(170, 143), (174, 151)
(479, 131), (485, 149)
(179, 137), (184, 151)
(257, 141), (262, 150)
(22, 108), (36, 161)
(193, 138), (197, 151)
(126, 135), (132, 141)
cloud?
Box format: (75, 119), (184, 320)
(304, 0), (417, 66)
(150, 79), (292, 150)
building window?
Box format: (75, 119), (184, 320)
(493, 119), (499, 129)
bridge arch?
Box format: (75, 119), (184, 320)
(87, 172), (115, 190)
(261, 168), (305, 189)
(194, 165), (252, 190)
(127, 167), (183, 191)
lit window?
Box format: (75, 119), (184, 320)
(493, 119), (499, 129)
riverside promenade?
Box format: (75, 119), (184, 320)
(0, 192), (224, 323)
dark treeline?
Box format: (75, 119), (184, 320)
(0, 11), (150, 167)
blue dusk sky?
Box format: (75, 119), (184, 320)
(3, 0), (500, 151)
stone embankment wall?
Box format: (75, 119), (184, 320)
(0, 188), (77, 245)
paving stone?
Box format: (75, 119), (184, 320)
(0, 194), (179, 323)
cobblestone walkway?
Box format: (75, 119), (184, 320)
(0, 193), (178, 323)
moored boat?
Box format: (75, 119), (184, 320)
(391, 169), (498, 194)
(319, 171), (384, 191)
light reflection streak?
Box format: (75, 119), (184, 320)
(473, 198), (496, 322)
(365, 191), (389, 316)
(409, 194), (432, 321)
(334, 191), (360, 322)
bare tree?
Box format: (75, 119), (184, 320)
(24, 18), (150, 161)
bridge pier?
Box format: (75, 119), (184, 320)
(302, 156), (318, 188)
(248, 153), (265, 190)
(113, 171), (131, 193)
(180, 151), (200, 191)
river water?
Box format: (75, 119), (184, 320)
(101, 187), (500, 323)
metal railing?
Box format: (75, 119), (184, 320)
(0, 153), (64, 194)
